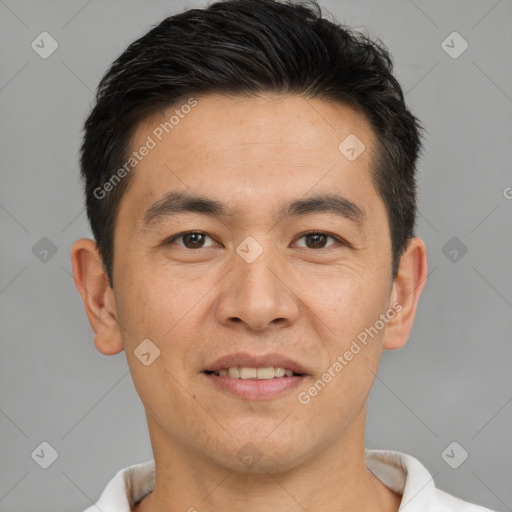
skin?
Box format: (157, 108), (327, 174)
(71, 93), (427, 512)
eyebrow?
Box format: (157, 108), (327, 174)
(141, 190), (365, 229)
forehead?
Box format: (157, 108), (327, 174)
(138, 93), (375, 159)
(119, 93), (381, 225)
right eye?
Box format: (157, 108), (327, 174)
(164, 231), (218, 249)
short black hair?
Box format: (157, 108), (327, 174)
(80, 0), (423, 288)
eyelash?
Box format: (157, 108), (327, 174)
(164, 231), (348, 250)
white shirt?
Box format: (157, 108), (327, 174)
(84, 449), (496, 511)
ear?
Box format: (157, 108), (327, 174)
(382, 237), (428, 350)
(70, 238), (123, 355)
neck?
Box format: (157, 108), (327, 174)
(134, 406), (401, 512)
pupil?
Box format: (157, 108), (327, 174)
(306, 233), (326, 248)
(184, 232), (204, 248)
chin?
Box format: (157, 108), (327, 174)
(224, 448), (310, 475)
(212, 430), (314, 475)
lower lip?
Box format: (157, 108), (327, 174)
(203, 373), (305, 400)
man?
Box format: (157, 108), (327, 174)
(71, 0), (495, 510)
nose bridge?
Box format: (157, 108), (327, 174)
(239, 250), (279, 299)
(235, 239), (284, 307)
(215, 237), (299, 330)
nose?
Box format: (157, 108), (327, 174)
(215, 246), (300, 332)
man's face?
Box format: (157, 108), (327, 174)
(111, 93), (396, 471)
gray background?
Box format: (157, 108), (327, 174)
(0, 0), (511, 510)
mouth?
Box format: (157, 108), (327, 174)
(204, 367), (303, 379)
(202, 352), (308, 400)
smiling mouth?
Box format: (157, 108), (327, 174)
(203, 367), (304, 379)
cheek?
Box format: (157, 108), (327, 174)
(303, 268), (391, 403)
(309, 270), (388, 335)
(114, 273), (200, 418)
(114, 268), (215, 383)
(115, 267), (192, 341)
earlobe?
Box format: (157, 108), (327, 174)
(70, 238), (124, 356)
(382, 237), (428, 350)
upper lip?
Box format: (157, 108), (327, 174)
(203, 352), (308, 375)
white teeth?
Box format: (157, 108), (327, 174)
(213, 367), (298, 379)
(240, 367), (257, 379)
(228, 367), (240, 378)
(256, 367), (275, 380)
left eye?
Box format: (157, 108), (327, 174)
(294, 232), (340, 249)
